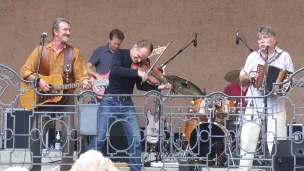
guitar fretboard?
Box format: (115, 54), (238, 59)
(53, 82), (82, 91)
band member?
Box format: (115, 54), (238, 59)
(87, 40), (172, 171)
(223, 82), (248, 107)
(238, 26), (294, 171)
(83, 29), (124, 153)
(20, 18), (91, 171)
(223, 67), (248, 108)
(86, 29), (124, 80)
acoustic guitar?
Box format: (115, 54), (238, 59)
(20, 74), (109, 109)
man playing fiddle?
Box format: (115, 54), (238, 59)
(87, 39), (172, 171)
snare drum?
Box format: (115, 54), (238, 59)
(216, 98), (237, 120)
(191, 98), (206, 113)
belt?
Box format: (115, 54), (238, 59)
(107, 96), (131, 102)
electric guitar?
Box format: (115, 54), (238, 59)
(146, 109), (160, 144)
(20, 74), (109, 109)
(90, 71), (110, 100)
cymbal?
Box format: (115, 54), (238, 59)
(224, 69), (240, 83)
(164, 75), (203, 95)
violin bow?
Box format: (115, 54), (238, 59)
(147, 41), (172, 74)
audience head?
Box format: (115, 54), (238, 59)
(4, 167), (28, 171)
(77, 150), (106, 171)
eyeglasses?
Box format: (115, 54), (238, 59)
(257, 35), (272, 41)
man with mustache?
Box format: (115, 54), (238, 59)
(20, 18), (91, 171)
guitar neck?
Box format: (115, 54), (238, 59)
(53, 82), (82, 91)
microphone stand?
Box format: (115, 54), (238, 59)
(239, 37), (254, 53)
(34, 34), (46, 130)
(34, 35), (47, 89)
(262, 48), (269, 155)
(158, 35), (196, 70)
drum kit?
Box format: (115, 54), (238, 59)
(163, 69), (242, 165)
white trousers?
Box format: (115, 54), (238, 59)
(237, 109), (287, 171)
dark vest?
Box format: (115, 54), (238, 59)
(39, 45), (75, 84)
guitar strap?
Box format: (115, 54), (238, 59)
(64, 46), (74, 84)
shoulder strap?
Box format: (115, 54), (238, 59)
(259, 51), (284, 64)
(64, 46), (74, 83)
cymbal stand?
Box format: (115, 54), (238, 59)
(152, 89), (176, 163)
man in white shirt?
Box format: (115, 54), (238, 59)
(237, 26), (294, 171)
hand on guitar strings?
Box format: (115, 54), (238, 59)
(94, 74), (104, 80)
(39, 78), (51, 92)
(82, 79), (92, 90)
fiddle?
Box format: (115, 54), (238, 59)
(131, 60), (165, 85)
(131, 41), (172, 85)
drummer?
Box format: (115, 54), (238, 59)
(223, 67), (248, 109)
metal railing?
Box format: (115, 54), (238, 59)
(1, 63), (304, 171)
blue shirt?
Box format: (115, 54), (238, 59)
(89, 44), (113, 75)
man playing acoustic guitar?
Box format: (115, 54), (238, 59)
(20, 18), (91, 171)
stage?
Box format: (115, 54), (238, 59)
(0, 150), (269, 171)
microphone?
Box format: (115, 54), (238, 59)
(41, 32), (47, 37)
(193, 33), (197, 47)
(265, 44), (270, 50)
(236, 32), (240, 45)
(40, 32), (47, 46)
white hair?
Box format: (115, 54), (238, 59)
(77, 150), (106, 171)
(4, 167), (28, 171)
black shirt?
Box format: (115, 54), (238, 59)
(105, 49), (159, 94)
(88, 44), (113, 75)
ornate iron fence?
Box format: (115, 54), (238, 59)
(0, 64), (304, 171)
